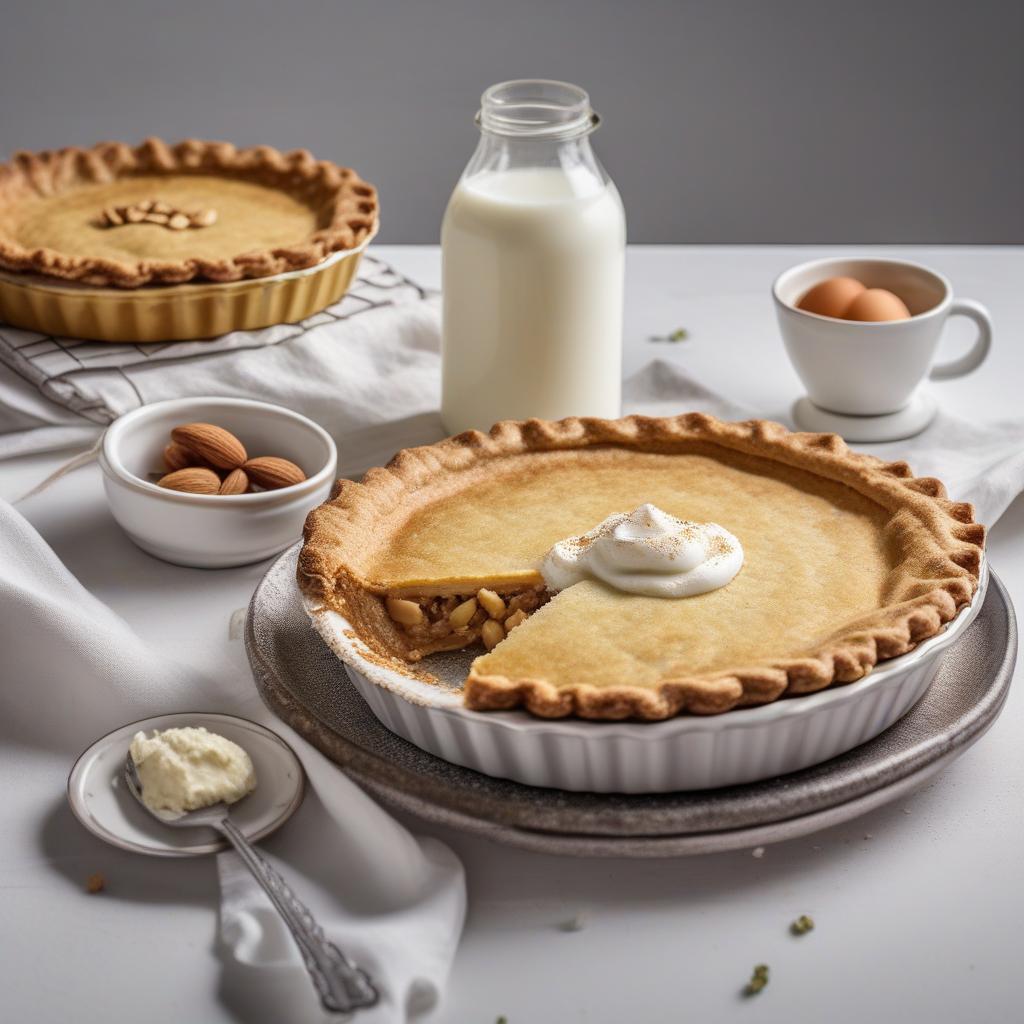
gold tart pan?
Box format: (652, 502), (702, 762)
(0, 235), (375, 343)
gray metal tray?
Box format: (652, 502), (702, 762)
(246, 546), (1016, 857)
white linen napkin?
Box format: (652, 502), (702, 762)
(624, 360), (1024, 524)
(0, 497), (465, 1023)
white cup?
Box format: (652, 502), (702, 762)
(773, 257), (992, 416)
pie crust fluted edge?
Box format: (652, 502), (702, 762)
(298, 414), (986, 720)
(0, 138), (378, 287)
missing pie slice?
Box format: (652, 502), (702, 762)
(298, 415), (984, 720)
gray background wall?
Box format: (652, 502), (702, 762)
(2, 0), (1021, 244)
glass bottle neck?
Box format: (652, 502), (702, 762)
(477, 78), (596, 139)
(462, 80), (609, 194)
(462, 132), (607, 186)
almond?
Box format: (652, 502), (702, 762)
(171, 423), (247, 470)
(219, 468), (249, 495)
(157, 467), (221, 494)
(243, 456), (306, 490)
(163, 441), (195, 472)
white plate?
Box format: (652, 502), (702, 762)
(305, 562), (988, 793)
(67, 712), (305, 857)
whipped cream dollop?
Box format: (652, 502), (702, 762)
(541, 503), (743, 598)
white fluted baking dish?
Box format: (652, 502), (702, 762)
(304, 561), (987, 793)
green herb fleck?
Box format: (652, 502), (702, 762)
(496, 1017), (508, 1024)
(790, 914), (815, 936)
(744, 963), (769, 996)
(649, 327), (690, 343)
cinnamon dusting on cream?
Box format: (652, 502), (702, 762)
(540, 503), (743, 598)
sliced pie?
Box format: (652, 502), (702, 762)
(299, 415), (985, 720)
(0, 138), (377, 287)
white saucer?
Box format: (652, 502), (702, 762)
(792, 391), (937, 442)
(67, 712), (305, 857)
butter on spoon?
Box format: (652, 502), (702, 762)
(123, 732), (378, 1014)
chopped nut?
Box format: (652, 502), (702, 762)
(99, 200), (217, 231)
(504, 609), (527, 630)
(448, 597), (478, 629)
(790, 914), (815, 935)
(477, 588), (506, 619)
(481, 618), (505, 650)
(506, 587), (548, 615)
(86, 872), (105, 894)
(386, 597), (425, 627)
(744, 963), (769, 996)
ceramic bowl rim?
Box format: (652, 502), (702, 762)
(101, 396), (337, 507)
(772, 255), (953, 326)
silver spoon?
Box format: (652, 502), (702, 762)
(124, 753), (378, 1014)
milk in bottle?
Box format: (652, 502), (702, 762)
(441, 80), (626, 434)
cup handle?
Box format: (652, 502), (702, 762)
(929, 298), (992, 380)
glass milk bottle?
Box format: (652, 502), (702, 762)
(441, 79), (626, 435)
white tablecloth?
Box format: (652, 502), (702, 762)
(2, 245), (1022, 1024)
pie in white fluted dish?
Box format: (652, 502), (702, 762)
(299, 414), (985, 722)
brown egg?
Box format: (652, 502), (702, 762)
(797, 276), (866, 319)
(842, 288), (911, 322)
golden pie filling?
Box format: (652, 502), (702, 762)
(371, 448), (895, 682)
(13, 175), (320, 265)
(299, 416), (984, 720)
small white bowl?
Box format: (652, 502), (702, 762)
(100, 397), (337, 568)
